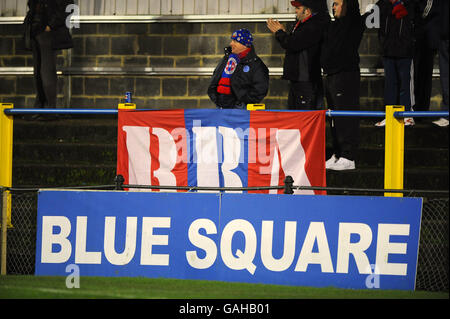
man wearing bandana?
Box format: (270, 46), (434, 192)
(208, 28), (269, 109)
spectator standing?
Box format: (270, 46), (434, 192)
(374, 0), (417, 127)
(432, 0), (448, 127)
(267, 0), (330, 110)
(23, 0), (73, 118)
(412, 0), (440, 120)
(208, 29), (269, 109)
(321, 0), (366, 171)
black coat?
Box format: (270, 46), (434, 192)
(440, 0), (449, 40)
(321, 0), (366, 75)
(275, 12), (330, 83)
(24, 0), (74, 50)
(376, 0), (416, 58)
(208, 46), (269, 106)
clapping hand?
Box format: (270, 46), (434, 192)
(266, 19), (285, 33)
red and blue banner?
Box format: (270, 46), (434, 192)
(117, 109), (326, 194)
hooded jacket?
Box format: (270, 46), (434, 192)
(321, 0), (366, 75)
(275, 11), (330, 83)
(208, 46), (269, 107)
(376, 0), (417, 58)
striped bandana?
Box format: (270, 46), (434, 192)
(217, 54), (239, 95)
(217, 48), (251, 95)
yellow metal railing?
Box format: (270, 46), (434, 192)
(384, 105), (405, 197)
(118, 103), (136, 110)
(247, 104), (265, 111)
(0, 103), (13, 229)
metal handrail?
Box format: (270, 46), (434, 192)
(0, 66), (441, 78)
(1, 14), (296, 24)
(394, 111), (450, 118)
(3, 108), (118, 115)
(3, 108), (449, 118)
(3, 184), (449, 196)
(120, 184), (449, 195)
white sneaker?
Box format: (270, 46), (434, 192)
(327, 157), (355, 171)
(375, 119), (386, 127)
(432, 118), (449, 127)
(376, 118), (415, 127)
(326, 154), (337, 169)
(404, 117), (415, 126)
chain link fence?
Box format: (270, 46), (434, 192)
(415, 197), (449, 292)
(2, 191), (37, 275)
(0, 187), (448, 292)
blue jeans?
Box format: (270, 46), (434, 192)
(382, 57), (413, 111)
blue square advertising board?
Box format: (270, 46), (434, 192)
(35, 190), (422, 290)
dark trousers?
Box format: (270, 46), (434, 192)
(413, 32), (438, 112)
(215, 94), (245, 109)
(324, 71), (360, 161)
(439, 39), (449, 112)
(32, 31), (57, 108)
(382, 57), (413, 111)
(288, 81), (318, 110)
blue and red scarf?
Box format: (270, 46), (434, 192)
(217, 48), (251, 95)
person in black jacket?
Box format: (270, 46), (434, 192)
(321, 0), (367, 171)
(412, 0), (440, 117)
(432, 0), (449, 127)
(208, 28), (269, 109)
(23, 0), (73, 115)
(375, 0), (417, 127)
(267, 0), (330, 110)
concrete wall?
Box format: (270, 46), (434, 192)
(0, 20), (443, 110)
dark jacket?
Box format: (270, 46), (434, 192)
(208, 46), (269, 107)
(414, 0), (440, 49)
(376, 0), (416, 58)
(24, 0), (74, 50)
(440, 0), (449, 40)
(321, 0), (366, 75)
(275, 11), (330, 83)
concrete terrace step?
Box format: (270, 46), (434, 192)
(326, 123), (449, 149)
(13, 117), (449, 149)
(12, 163), (117, 188)
(12, 163), (448, 191)
(13, 118), (118, 143)
(13, 141), (449, 169)
(13, 142), (117, 165)
(326, 147), (449, 168)
(326, 168), (448, 191)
